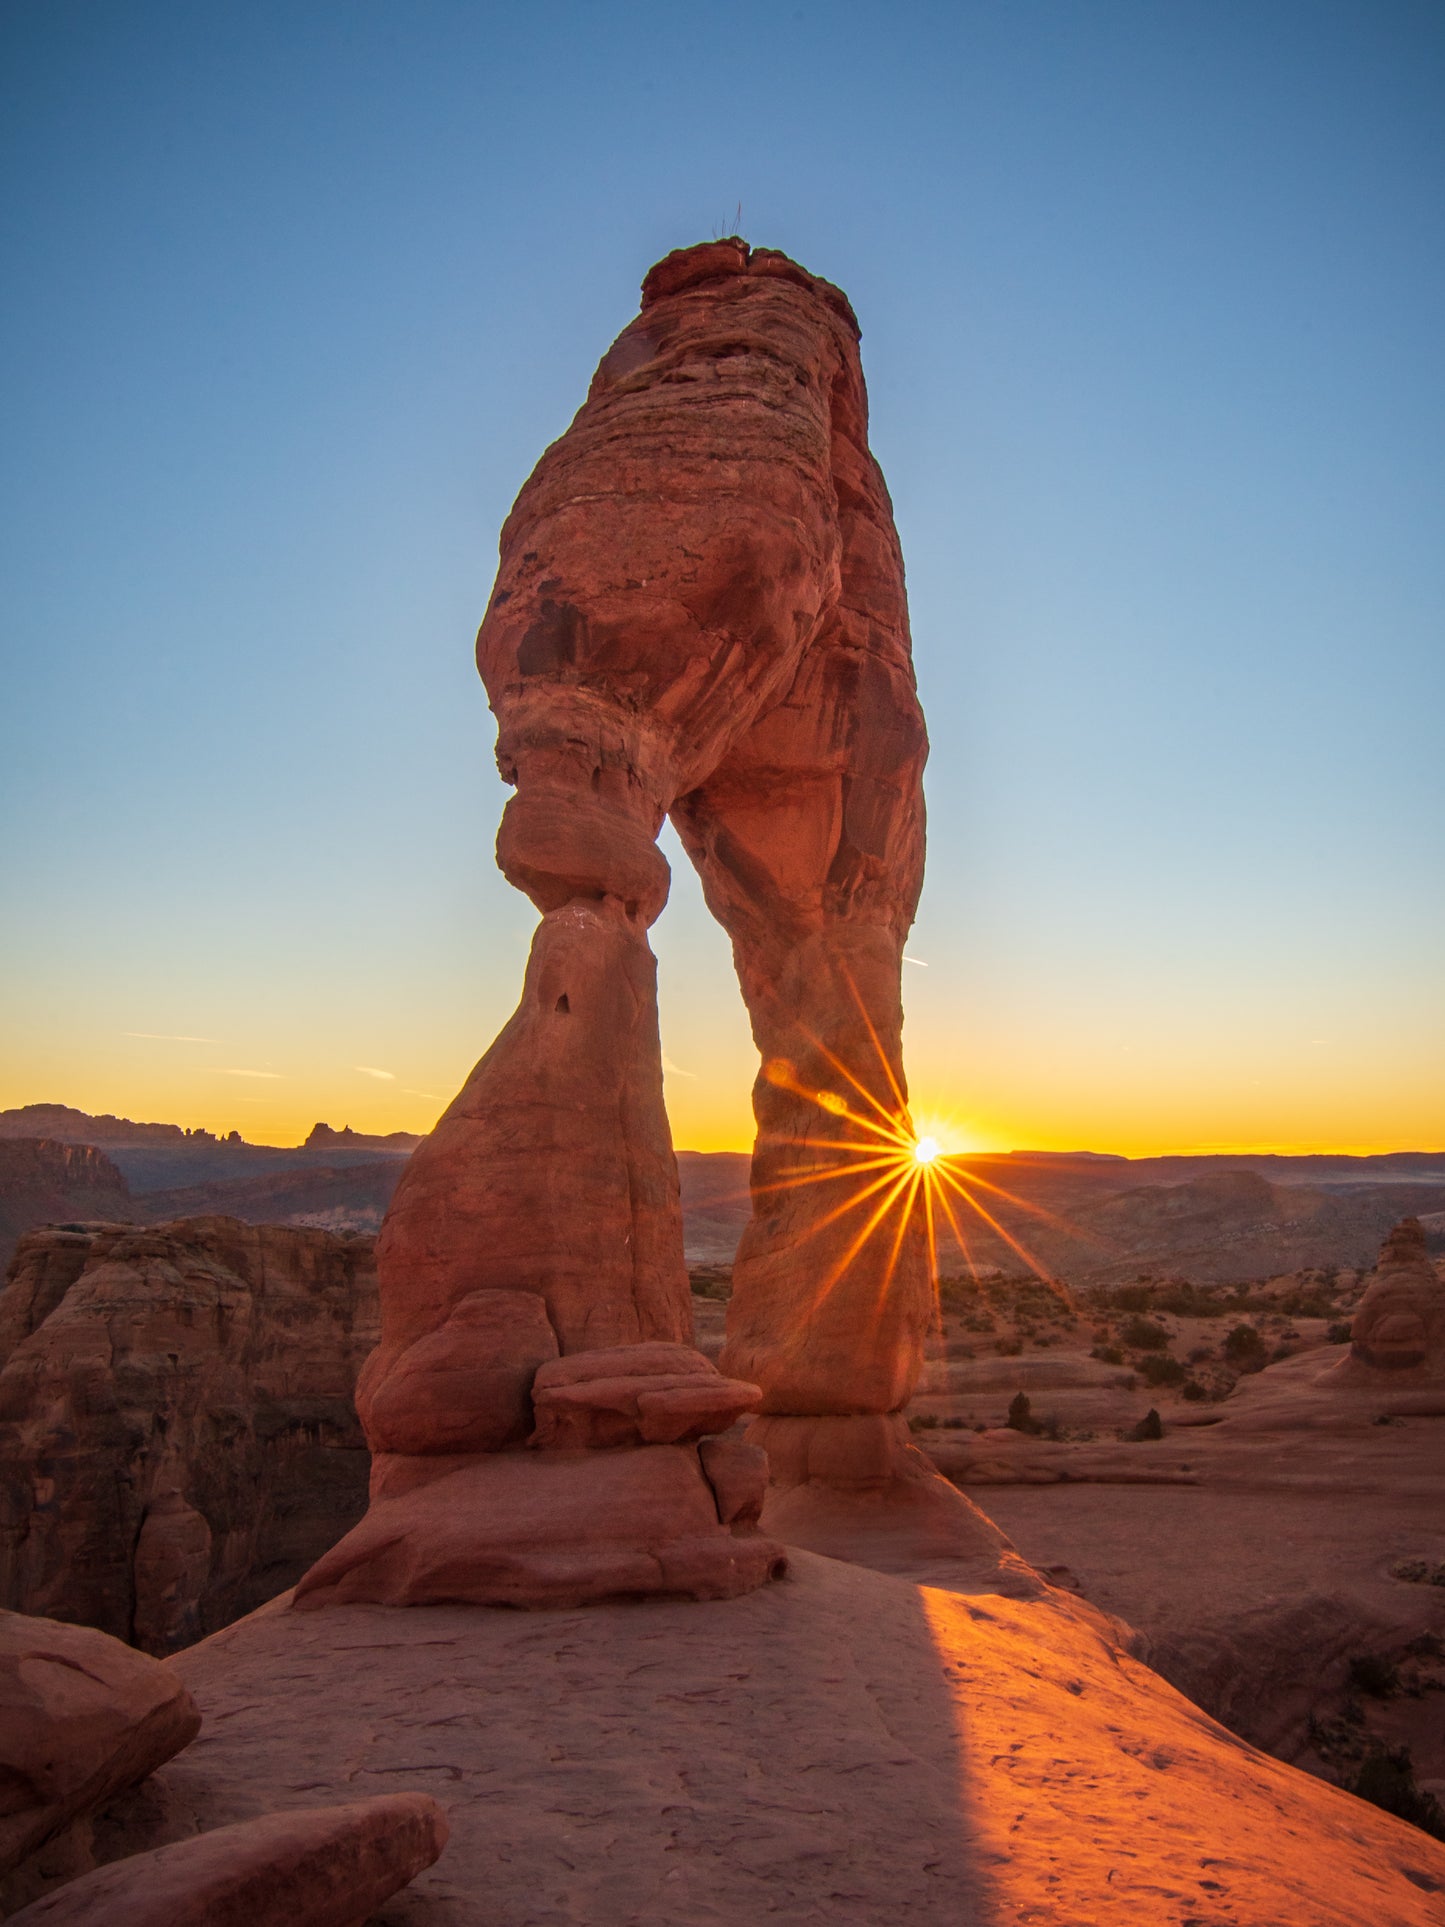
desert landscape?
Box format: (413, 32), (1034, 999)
(6, 7), (1444, 1921)
(3, 231), (1444, 1925)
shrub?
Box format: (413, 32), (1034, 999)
(1327, 1320), (1353, 1344)
(908, 1412), (940, 1432)
(1223, 1323), (1267, 1370)
(1181, 1379), (1207, 1401)
(1007, 1391), (1039, 1434)
(1121, 1316), (1170, 1352)
(1091, 1344), (1124, 1365)
(1350, 1747), (1445, 1839)
(1348, 1653), (1399, 1698)
(1126, 1408), (1163, 1441)
(1140, 1354), (1187, 1386)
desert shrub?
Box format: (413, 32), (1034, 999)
(1348, 1653), (1399, 1697)
(1121, 1315), (1170, 1352)
(1140, 1354), (1187, 1387)
(1223, 1323), (1267, 1370)
(1327, 1320), (1353, 1344)
(1007, 1391), (1039, 1434)
(1350, 1747), (1445, 1839)
(1126, 1408), (1163, 1441)
(1091, 1344), (1124, 1365)
(996, 1338), (1022, 1357)
(688, 1265), (732, 1300)
(908, 1413), (940, 1432)
(1181, 1379), (1207, 1401)
(1110, 1283), (1153, 1312)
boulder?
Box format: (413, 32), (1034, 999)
(0, 1610), (199, 1883)
(6, 1792), (447, 1926)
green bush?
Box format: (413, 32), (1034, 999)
(1007, 1391), (1039, 1434)
(1223, 1323), (1267, 1370)
(1140, 1353), (1187, 1386)
(1121, 1315), (1170, 1352)
(1348, 1653), (1399, 1698)
(1350, 1746), (1445, 1839)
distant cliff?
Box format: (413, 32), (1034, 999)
(0, 1216), (378, 1651)
(0, 1139), (133, 1271)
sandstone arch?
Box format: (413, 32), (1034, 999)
(297, 241), (1012, 1610)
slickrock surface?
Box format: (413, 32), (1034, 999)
(0, 1609), (199, 1894)
(0, 1142), (132, 1278)
(8, 1793), (447, 1927)
(81, 1554), (1445, 1925)
(0, 1218), (377, 1651)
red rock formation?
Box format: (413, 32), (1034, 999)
(303, 240), (987, 1610)
(0, 1141), (133, 1278)
(0, 1219), (377, 1651)
(0, 1609), (199, 1894)
(6, 1793), (447, 1926)
(1342, 1216), (1445, 1375)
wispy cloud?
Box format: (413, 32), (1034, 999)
(662, 1054), (696, 1079)
(208, 1067), (283, 1079)
(124, 1031), (217, 1043)
(404, 1089), (439, 1100)
(355, 1065), (396, 1080)
(903, 956), (929, 967)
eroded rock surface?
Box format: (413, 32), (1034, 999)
(0, 1219), (377, 1651)
(1344, 1217), (1445, 1376)
(7, 1793), (447, 1927)
(79, 1556), (1445, 1926)
(0, 1609), (199, 1892)
(0, 1142), (133, 1280)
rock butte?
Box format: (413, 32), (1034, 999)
(297, 237), (1009, 1612)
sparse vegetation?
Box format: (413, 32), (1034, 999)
(1348, 1652), (1399, 1698)
(1223, 1323), (1267, 1371)
(1120, 1315), (1171, 1352)
(1140, 1354), (1187, 1387)
(1007, 1391), (1040, 1435)
(1126, 1408), (1164, 1441)
(1349, 1746), (1445, 1840)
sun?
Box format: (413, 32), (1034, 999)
(912, 1135), (942, 1166)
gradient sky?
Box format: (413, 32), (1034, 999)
(2, 0), (1442, 1155)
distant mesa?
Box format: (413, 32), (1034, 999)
(0, 1104), (201, 1145)
(0, 1138), (133, 1273)
(304, 1122), (423, 1152)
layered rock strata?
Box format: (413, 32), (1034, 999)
(299, 241), (995, 1610)
(0, 1219), (377, 1651)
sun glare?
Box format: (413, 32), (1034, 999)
(913, 1135), (941, 1165)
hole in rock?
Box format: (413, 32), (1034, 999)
(555, 994), (570, 1013)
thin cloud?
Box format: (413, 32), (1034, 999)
(123, 1031), (217, 1043)
(209, 1067), (283, 1079)
(404, 1089), (440, 1100)
(903, 956), (929, 967)
(355, 1065), (396, 1080)
(662, 1055), (697, 1079)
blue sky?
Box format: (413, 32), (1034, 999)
(2, 0), (1441, 1151)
